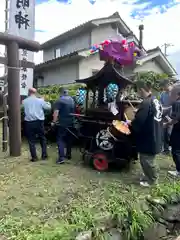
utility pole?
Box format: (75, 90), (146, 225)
(2, 0), (9, 152)
(161, 43), (173, 57)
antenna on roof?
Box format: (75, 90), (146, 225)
(139, 24), (144, 49)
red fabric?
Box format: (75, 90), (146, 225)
(75, 105), (81, 114)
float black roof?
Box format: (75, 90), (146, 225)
(76, 63), (133, 88)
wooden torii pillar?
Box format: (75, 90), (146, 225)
(0, 32), (41, 157)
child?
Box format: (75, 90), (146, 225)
(166, 84), (180, 177)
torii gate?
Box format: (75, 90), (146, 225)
(0, 32), (40, 157)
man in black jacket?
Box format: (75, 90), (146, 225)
(165, 84), (180, 177)
(128, 81), (163, 187)
(52, 89), (75, 164)
(159, 80), (172, 154)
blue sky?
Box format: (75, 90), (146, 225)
(130, 0), (180, 18)
(33, 0), (180, 48)
(0, 0), (180, 75)
(36, 0), (180, 18)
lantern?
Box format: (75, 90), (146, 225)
(76, 88), (87, 105)
(106, 83), (119, 102)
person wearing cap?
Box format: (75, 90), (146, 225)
(22, 88), (51, 161)
(159, 79), (172, 154)
(52, 88), (75, 164)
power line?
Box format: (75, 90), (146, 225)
(161, 43), (174, 57)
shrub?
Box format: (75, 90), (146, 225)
(37, 83), (85, 102)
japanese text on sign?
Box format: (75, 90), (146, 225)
(16, 0), (30, 9)
(21, 49), (28, 89)
(9, 0), (35, 95)
(15, 0), (30, 29)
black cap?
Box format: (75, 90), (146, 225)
(60, 88), (68, 96)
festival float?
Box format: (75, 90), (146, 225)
(73, 36), (145, 171)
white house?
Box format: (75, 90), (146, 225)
(34, 12), (177, 87)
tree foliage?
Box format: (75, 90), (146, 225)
(135, 71), (169, 91)
(37, 83), (85, 102)
(37, 71), (173, 102)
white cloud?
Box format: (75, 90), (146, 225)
(168, 51), (180, 77)
(0, 0), (180, 76)
(142, 5), (180, 53)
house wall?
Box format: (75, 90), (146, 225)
(39, 57), (164, 86)
(78, 56), (165, 80)
(91, 24), (118, 45)
(40, 22), (166, 86)
(39, 62), (78, 86)
(134, 60), (164, 74)
(43, 48), (54, 62)
(79, 53), (104, 79)
(78, 24), (124, 79)
(43, 31), (91, 62)
(43, 23), (120, 62)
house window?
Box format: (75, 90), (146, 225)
(33, 78), (38, 88)
(34, 77), (44, 88)
(38, 78), (44, 87)
(54, 48), (61, 58)
(92, 69), (98, 76)
(116, 27), (122, 36)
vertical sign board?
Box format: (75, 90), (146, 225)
(8, 0), (35, 96)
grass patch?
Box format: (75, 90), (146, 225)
(0, 143), (178, 239)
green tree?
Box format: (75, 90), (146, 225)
(37, 83), (85, 102)
(135, 71), (169, 91)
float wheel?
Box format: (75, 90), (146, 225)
(92, 152), (109, 171)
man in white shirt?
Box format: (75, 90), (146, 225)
(22, 88), (51, 161)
